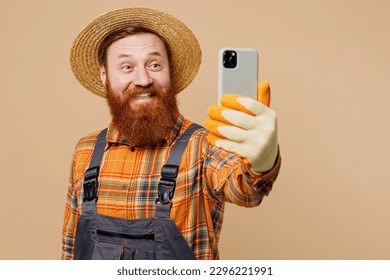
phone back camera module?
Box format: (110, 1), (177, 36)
(223, 50), (237, 68)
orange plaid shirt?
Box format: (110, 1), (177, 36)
(61, 115), (281, 260)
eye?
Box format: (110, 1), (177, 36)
(149, 63), (162, 71)
(122, 65), (131, 70)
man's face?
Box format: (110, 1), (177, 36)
(100, 33), (171, 107)
(100, 33), (178, 147)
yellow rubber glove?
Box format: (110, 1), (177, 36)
(205, 81), (278, 173)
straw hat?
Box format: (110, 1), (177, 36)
(70, 7), (202, 98)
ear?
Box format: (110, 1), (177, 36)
(100, 65), (107, 86)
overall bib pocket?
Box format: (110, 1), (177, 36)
(91, 229), (156, 260)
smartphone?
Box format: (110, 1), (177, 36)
(218, 48), (258, 102)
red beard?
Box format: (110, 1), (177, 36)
(106, 79), (179, 147)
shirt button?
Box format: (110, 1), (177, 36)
(130, 147), (135, 152)
(122, 185), (127, 189)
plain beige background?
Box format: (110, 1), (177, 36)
(1, 0), (389, 259)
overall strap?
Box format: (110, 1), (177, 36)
(155, 123), (202, 219)
(82, 128), (108, 214)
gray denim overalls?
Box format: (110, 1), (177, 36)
(73, 124), (201, 260)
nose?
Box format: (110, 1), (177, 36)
(133, 67), (152, 87)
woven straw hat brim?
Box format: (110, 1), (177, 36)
(70, 7), (202, 98)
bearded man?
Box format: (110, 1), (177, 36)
(62, 7), (281, 260)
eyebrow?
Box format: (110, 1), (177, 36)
(117, 51), (163, 59)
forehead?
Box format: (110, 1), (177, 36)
(107, 33), (168, 57)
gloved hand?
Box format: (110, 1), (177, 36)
(204, 81), (278, 173)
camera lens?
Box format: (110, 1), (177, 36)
(223, 50), (237, 68)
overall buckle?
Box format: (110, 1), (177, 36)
(156, 179), (176, 204)
(83, 166), (99, 201)
(156, 164), (179, 205)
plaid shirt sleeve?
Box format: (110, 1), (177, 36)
(202, 134), (281, 207)
(61, 132), (97, 260)
(61, 152), (77, 260)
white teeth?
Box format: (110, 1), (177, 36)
(133, 93), (152, 99)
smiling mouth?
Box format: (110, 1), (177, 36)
(132, 93), (154, 100)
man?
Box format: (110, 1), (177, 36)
(62, 7), (281, 260)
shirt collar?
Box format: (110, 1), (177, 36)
(106, 114), (185, 147)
